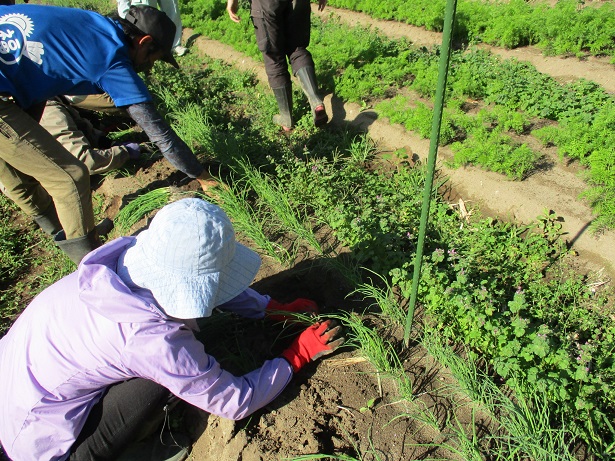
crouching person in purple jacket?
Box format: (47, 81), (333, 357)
(0, 198), (344, 461)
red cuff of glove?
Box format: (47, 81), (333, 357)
(265, 298), (319, 322)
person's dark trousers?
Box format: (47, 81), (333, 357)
(69, 378), (174, 460)
(250, 0), (314, 88)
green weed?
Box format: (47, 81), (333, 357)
(198, 180), (293, 266)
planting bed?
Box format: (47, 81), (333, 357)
(169, 7), (615, 458)
(94, 160), (479, 461)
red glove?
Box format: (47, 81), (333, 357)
(265, 298), (319, 322)
(281, 320), (344, 373)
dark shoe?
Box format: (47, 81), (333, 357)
(296, 66), (328, 128)
(272, 84), (293, 131)
(95, 218), (114, 237)
(54, 228), (101, 264)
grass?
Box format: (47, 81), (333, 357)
(0, 195), (74, 336)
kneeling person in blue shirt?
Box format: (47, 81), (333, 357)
(0, 4), (216, 263)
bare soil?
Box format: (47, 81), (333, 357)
(89, 7), (615, 459)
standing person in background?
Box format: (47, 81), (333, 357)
(0, 4), (215, 264)
(226, 0), (328, 132)
(117, 0), (188, 56)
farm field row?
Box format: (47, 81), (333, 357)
(326, 0), (615, 59)
(186, 1), (615, 235)
(320, 4), (615, 94)
(314, 4), (615, 276)
(183, 3), (615, 280)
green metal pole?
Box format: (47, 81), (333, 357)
(404, 0), (458, 347)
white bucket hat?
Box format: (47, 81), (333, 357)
(117, 198), (261, 319)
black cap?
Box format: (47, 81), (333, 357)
(124, 5), (179, 69)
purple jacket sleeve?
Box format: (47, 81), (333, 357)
(125, 102), (204, 178)
(125, 323), (293, 421)
(216, 288), (271, 319)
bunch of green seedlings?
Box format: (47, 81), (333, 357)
(113, 187), (172, 235)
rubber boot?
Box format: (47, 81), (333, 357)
(33, 205), (62, 236)
(54, 228), (101, 264)
(296, 66), (328, 128)
(272, 85), (293, 132)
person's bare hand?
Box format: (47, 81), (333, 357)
(197, 170), (219, 192)
(196, 170), (229, 203)
(227, 0), (241, 22)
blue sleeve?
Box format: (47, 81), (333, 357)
(99, 64), (152, 107)
(126, 102), (204, 178)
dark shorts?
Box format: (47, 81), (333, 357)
(250, 0), (315, 87)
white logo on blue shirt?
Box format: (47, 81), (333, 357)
(0, 13), (43, 66)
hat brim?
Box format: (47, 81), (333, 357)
(162, 52), (179, 69)
(119, 237), (261, 319)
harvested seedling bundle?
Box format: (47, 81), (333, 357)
(114, 188), (172, 235)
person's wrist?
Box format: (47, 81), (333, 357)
(281, 348), (308, 373)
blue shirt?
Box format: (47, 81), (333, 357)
(0, 4), (151, 109)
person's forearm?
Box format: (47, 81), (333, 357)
(182, 358), (293, 420)
(216, 288), (271, 318)
(126, 102), (204, 178)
